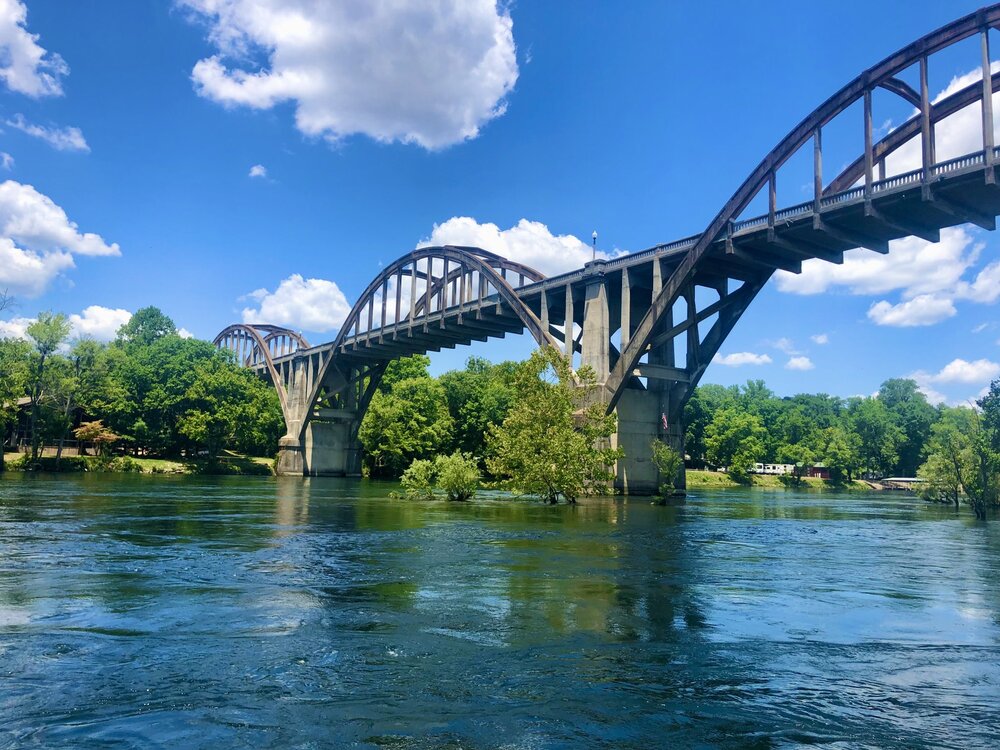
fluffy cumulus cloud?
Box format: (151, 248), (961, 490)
(182, 0), (518, 149)
(0, 179), (119, 296)
(242, 273), (351, 333)
(421, 217), (619, 277)
(0, 0), (67, 97)
(68, 305), (131, 341)
(1, 305), (131, 343)
(867, 295), (957, 327)
(248, 163), (267, 178)
(712, 352), (772, 367)
(910, 358), (1000, 405)
(776, 227), (1000, 327)
(5, 114), (89, 152)
(785, 356), (814, 371)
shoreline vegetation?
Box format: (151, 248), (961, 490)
(0, 453), (882, 493)
(2, 306), (999, 513)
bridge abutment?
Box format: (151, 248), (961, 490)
(302, 417), (362, 477)
(612, 389), (686, 495)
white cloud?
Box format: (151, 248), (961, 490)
(0, 314), (30, 339)
(810, 333), (829, 344)
(918, 358), (1000, 385)
(2, 305), (131, 343)
(770, 337), (798, 355)
(775, 227), (979, 298)
(177, 327), (193, 339)
(785, 356), (814, 371)
(972, 323), (989, 334)
(68, 305), (131, 342)
(248, 163), (267, 178)
(182, 0), (518, 150)
(0, 152), (13, 170)
(5, 114), (88, 152)
(421, 217), (622, 277)
(0, 179), (119, 297)
(911, 357), (1000, 405)
(241, 273), (351, 333)
(0, 0), (67, 97)
(867, 295), (957, 327)
(712, 352), (772, 367)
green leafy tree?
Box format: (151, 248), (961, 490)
(439, 357), (517, 458)
(704, 407), (766, 483)
(115, 306), (177, 349)
(178, 357), (283, 460)
(878, 378), (937, 475)
(359, 376), (453, 476)
(378, 354), (432, 392)
(0, 337), (31, 471)
(399, 458), (437, 500)
(486, 347), (622, 503)
(778, 441), (815, 483)
(434, 451), (479, 501)
(816, 425), (861, 484)
(650, 440), (684, 496)
(849, 397), (903, 478)
(26, 312), (71, 461)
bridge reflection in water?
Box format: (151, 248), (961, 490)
(216, 5), (1000, 493)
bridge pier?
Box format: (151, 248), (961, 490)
(612, 389), (686, 496)
(302, 417), (362, 477)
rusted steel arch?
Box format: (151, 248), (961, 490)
(296, 245), (559, 443)
(825, 69), (1000, 194)
(213, 323), (310, 413)
(604, 4), (1000, 410)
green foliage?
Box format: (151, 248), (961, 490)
(486, 347), (623, 503)
(439, 357), (517, 458)
(359, 376), (453, 476)
(705, 407), (766, 484)
(115, 306), (176, 348)
(399, 458), (437, 500)
(0, 337), (31, 471)
(849, 397), (904, 478)
(777, 441), (815, 483)
(434, 451), (479, 501)
(379, 354), (432, 392)
(650, 440), (683, 494)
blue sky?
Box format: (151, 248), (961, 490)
(1, 0), (1000, 405)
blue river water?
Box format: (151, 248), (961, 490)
(1, 473), (998, 749)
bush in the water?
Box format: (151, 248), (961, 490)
(434, 452), (479, 502)
(399, 459), (436, 500)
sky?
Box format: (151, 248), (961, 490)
(1, 0), (1000, 405)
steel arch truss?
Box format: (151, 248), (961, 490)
(213, 323), (310, 413)
(605, 4), (1000, 413)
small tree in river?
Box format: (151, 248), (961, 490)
(486, 347), (622, 503)
(650, 440), (684, 497)
(399, 458), (436, 500)
(434, 452), (479, 501)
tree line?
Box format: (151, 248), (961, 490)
(0, 307), (284, 471)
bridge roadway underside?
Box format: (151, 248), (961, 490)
(269, 154), (1000, 494)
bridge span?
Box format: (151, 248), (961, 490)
(215, 5), (1000, 493)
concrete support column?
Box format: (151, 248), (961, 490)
(276, 354), (309, 476)
(612, 386), (686, 495)
(564, 283), (574, 358)
(581, 275), (610, 379)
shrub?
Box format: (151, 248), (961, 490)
(434, 452), (479, 501)
(399, 458), (437, 500)
(650, 441), (684, 495)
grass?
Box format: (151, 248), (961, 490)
(2, 452), (274, 476)
(686, 469), (869, 491)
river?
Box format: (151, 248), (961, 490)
(1, 474), (998, 748)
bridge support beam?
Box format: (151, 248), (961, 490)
(581, 269), (610, 378)
(303, 419), (362, 477)
(612, 388), (686, 495)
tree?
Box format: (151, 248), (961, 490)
(439, 357), (517, 458)
(650, 440), (684, 497)
(486, 347), (622, 503)
(177, 356), (283, 460)
(816, 426), (861, 484)
(878, 378), (937, 475)
(115, 306), (176, 349)
(704, 407), (766, 483)
(73, 420), (120, 457)
(849, 397), (903, 478)
(398, 458), (436, 500)
(0, 337), (30, 471)
(359, 376), (453, 476)
(434, 452), (479, 501)
(26, 312), (71, 461)
(378, 354), (432, 393)
(778, 441), (815, 483)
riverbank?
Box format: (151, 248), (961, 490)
(686, 468), (870, 491)
(2, 452), (273, 475)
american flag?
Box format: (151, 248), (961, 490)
(661, 413), (668, 431)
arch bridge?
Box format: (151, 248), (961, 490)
(216, 5), (1000, 492)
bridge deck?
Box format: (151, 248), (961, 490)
(266, 147), (1000, 369)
